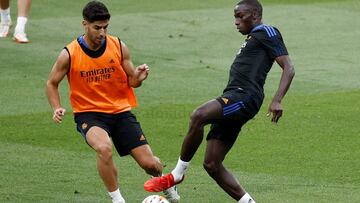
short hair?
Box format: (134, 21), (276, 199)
(237, 0), (263, 17)
(82, 1), (111, 22)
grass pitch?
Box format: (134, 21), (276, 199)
(0, 0), (359, 202)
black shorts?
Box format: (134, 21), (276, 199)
(206, 89), (262, 144)
(74, 111), (148, 156)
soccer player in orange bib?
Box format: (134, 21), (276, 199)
(45, 1), (179, 203)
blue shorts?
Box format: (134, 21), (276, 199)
(74, 111), (148, 156)
(207, 89), (262, 144)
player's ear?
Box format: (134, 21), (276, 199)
(252, 11), (258, 20)
(82, 20), (87, 27)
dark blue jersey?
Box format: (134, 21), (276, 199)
(224, 24), (288, 101)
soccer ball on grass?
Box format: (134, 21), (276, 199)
(142, 195), (169, 203)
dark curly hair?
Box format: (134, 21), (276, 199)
(83, 1), (111, 22)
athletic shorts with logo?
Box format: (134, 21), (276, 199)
(74, 111), (148, 156)
(207, 88), (262, 144)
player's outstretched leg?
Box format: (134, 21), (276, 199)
(144, 99), (222, 192)
(131, 145), (180, 202)
(203, 139), (256, 203)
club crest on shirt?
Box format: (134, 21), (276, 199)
(238, 35), (252, 55)
(237, 41), (247, 55)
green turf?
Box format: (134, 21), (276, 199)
(0, 0), (359, 202)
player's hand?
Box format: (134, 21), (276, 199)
(53, 107), (66, 123)
(135, 64), (150, 81)
(267, 101), (283, 123)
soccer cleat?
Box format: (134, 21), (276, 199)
(144, 173), (184, 192)
(0, 21), (11, 38)
(163, 186), (180, 203)
(13, 32), (30, 43)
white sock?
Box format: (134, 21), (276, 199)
(15, 16), (27, 34)
(170, 157), (189, 182)
(0, 8), (11, 24)
(238, 193), (256, 203)
(108, 188), (125, 203)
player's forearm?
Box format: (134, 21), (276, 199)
(128, 77), (143, 88)
(46, 81), (62, 110)
(272, 65), (295, 102)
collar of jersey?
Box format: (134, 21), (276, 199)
(77, 35), (107, 58)
(78, 35), (105, 49)
(250, 24), (265, 33)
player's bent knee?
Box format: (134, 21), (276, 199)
(203, 161), (221, 176)
(190, 108), (207, 125)
(96, 144), (113, 161)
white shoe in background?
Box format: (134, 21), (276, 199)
(13, 31), (30, 43)
(0, 21), (11, 37)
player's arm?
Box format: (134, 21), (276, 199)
(120, 41), (149, 88)
(268, 55), (295, 123)
(45, 49), (70, 123)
